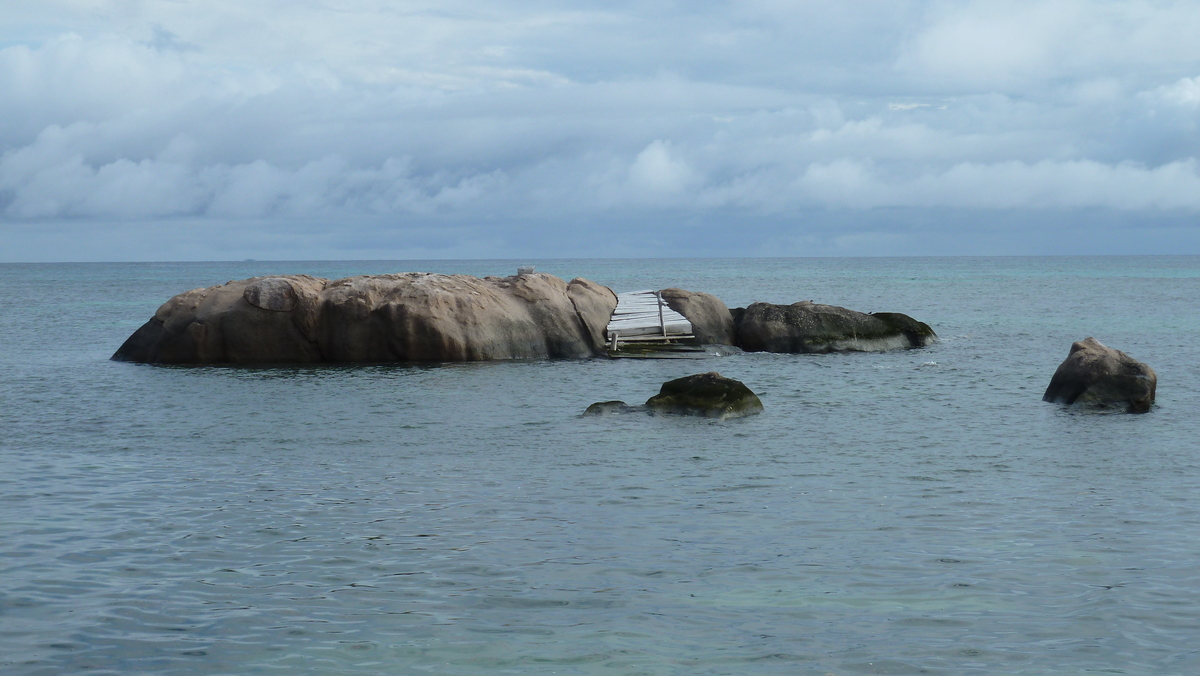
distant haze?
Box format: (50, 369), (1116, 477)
(3, 1), (1200, 261)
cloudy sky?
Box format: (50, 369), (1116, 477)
(2, 0), (1200, 261)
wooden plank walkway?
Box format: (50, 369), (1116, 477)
(606, 290), (694, 352)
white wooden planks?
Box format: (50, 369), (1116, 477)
(606, 290), (693, 347)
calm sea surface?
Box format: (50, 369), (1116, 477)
(2, 257), (1199, 675)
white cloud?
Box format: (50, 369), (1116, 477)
(1152, 76), (1200, 107)
(0, 129), (507, 219)
(790, 158), (1200, 211)
(626, 140), (699, 199)
(900, 0), (1200, 93)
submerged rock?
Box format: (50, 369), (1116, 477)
(734, 301), (935, 353)
(645, 372), (763, 419)
(1043, 337), (1156, 413)
(113, 272), (617, 364)
(583, 400), (636, 416)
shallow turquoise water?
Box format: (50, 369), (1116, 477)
(2, 257), (1199, 674)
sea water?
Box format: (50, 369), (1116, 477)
(1, 257), (1198, 674)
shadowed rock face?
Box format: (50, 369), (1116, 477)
(567, 278), (620, 350)
(659, 288), (736, 345)
(1043, 337), (1156, 413)
(645, 372), (763, 419)
(112, 273), (617, 364)
(734, 301), (936, 353)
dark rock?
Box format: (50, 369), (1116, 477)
(645, 372), (763, 419)
(729, 306), (746, 328)
(870, 312), (938, 347)
(113, 272), (617, 364)
(734, 301), (935, 353)
(583, 401), (634, 416)
(1043, 337), (1156, 413)
(658, 288), (736, 345)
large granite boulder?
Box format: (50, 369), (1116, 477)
(734, 301), (935, 353)
(113, 272), (617, 364)
(1043, 337), (1156, 413)
(645, 372), (763, 419)
(659, 288), (736, 345)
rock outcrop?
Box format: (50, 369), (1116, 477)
(112, 273), (617, 364)
(645, 372), (763, 419)
(1043, 337), (1156, 413)
(734, 301), (935, 353)
(658, 288), (737, 346)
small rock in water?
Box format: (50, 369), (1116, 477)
(645, 372), (763, 420)
(583, 400), (634, 416)
(1043, 337), (1156, 413)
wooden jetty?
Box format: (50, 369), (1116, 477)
(605, 290), (704, 357)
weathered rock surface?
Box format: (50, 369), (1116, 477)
(1043, 337), (1156, 413)
(734, 301), (936, 353)
(568, 278), (621, 350)
(659, 288), (737, 346)
(113, 272), (617, 364)
(645, 372), (763, 419)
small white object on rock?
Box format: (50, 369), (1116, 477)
(517, 266), (535, 276)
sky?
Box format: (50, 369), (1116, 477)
(2, 0), (1200, 261)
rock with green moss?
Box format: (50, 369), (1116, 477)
(734, 301), (935, 353)
(645, 372), (763, 419)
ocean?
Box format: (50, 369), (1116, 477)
(2, 257), (1198, 674)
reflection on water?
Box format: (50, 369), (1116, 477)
(2, 257), (1199, 674)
